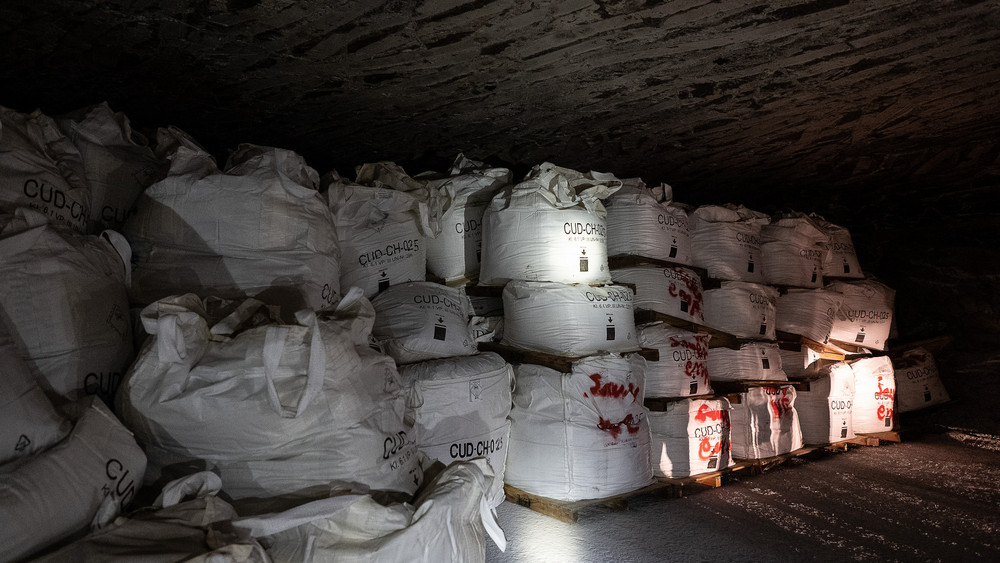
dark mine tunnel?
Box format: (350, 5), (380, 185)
(1, 1), (998, 561)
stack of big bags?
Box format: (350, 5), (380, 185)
(3, 103), (509, 560)
(479, 163), (654, 501)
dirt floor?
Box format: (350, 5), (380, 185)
(486, 420), (1000, 562)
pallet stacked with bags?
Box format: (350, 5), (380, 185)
(3, 100), (957, 545)
(602, 179), (735, 485)
(1, 103), (507, 561)
(468, 163), (660, 507)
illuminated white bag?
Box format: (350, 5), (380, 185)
(703, 281), (778, 340)
(399, 352), (513, 507)
(760, 214), (828, 288)
(850, 356), (896, 433)
(0, 398), (147, 563)
(605, 179), (692, 265)
(648, 398), (732, 478)
(56, 102), (165, 232)
(706, 342), (786, 382)
(638, 323), (712, 398)
(31, 472), (269, 563)
(126, 144), (341, 313)
(1, 105), (91, 232)
(828, 280), (895, 350)
(117, 289), (422, 503)
(426, 154), (511, 283)
(811, 214), (864, 279)
(0, 208), (133, 404)
(612, 265), (705, 324)
(795, 362), (856, 444)
(893, 348), (950, 412)
(729, 385), (803, 459)
(775, 288), (843, 344)
(690, 205), (767, 283)
(371, 282), (478, 364)
(234, 459), (506, 563)
(501, 280), (639, 357)
(0, 326), (70, 467)
(479, 162), (622, 286)
(505, 355), (653, 501)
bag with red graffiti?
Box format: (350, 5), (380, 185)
(612, 265), (705, 325)
(850, 355), (897, 433)
(648, 397), (732, 478)
(505, 354), (654, 501)
(638, 322), (713, 398)
(892, 347), (950, 412)
(795, 362), (857, 445)
(730, 385), (804, 459)
(0, 397), (147, 562)
(605, 178), (693, 265)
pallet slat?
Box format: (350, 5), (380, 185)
(477, 342), (658, 372)
(503, 433), (892, 522)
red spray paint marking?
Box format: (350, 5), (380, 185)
(876, 404), (894, 421)
(694, 405), (724, 423)
(767, 387), (793, 421)
(667, 269), (704, 317)
(686, 360), (711, 386)
(596, 413), (641, 439)
(698, 437), (723, 460)
(874, 376), (896, 401)
(586, 373), (639, 402)
(669, 334), (710, 360)
(586, 373), (642, 438)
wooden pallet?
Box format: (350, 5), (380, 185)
(710, 379), (811, 394)
(503, 470), (729, 524)
(645, 394), (743, 409)
(477, 342), (659, 372)
(504, 437), (873, 522)
(632, 309), (740, 348)
(608, 255), (708, 277)
(732, 441), (856, 474)
(846, 431), (902, 446)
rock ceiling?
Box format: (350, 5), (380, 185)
(2, 0), (999, 209)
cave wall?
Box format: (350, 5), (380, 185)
(2, 0), (999, 422)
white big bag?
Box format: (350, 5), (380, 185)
(479, 162), (622, 285)
(117, 288), (423, 505)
